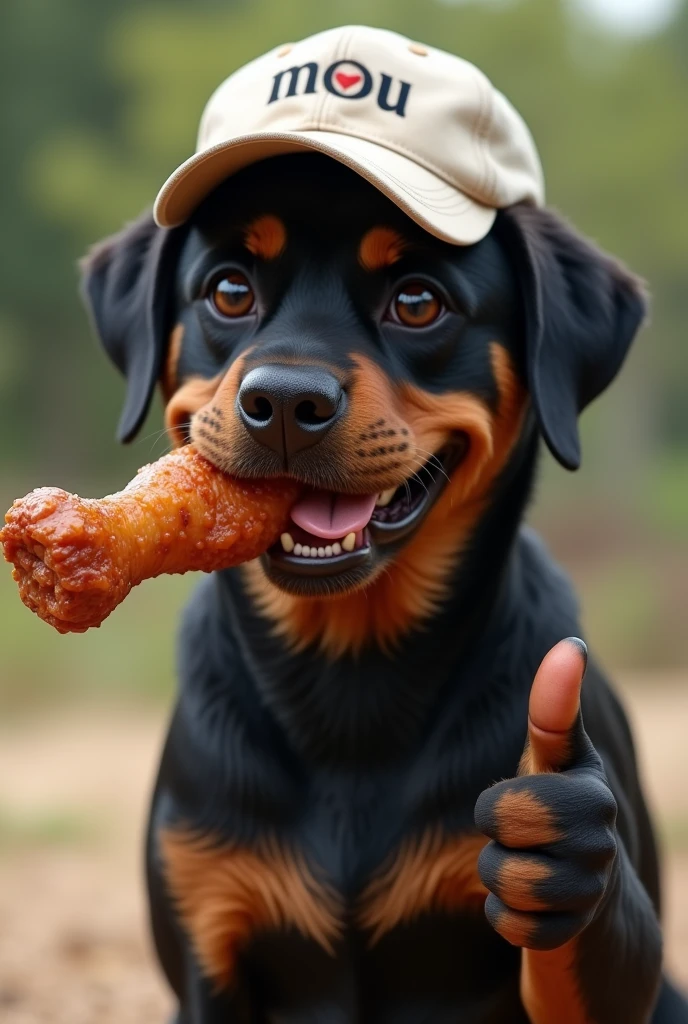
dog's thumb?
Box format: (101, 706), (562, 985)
(521, 638), (588, 775)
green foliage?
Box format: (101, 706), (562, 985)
(641, 450), (688, 537)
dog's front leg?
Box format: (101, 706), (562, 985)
(474, 639), (663, 1024)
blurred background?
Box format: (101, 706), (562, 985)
(0, 0), (686, 1020)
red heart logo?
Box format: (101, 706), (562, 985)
(335, 72), (362, 91)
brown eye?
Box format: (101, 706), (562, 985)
(394, 282), (442, 328)
(211, 272), (255, 318)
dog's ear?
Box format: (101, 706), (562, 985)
(80, 211), (181, 443)
(497, 204), (648, 470)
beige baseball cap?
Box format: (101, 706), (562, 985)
(154, 25), (545, 245)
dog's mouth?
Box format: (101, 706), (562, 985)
(262, 439), (467, 596)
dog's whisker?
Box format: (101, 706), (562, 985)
(407, 471), (432, 502)
(405, 454), (448, 493)
(134, 425), (172, 447)
(407, 445), (452, 485)
(130, 424), (178, 460)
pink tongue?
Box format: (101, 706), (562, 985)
(290, 490), (378, 541)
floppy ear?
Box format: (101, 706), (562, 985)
(497, 203), (648, 470)
(80, 211), (182, 443)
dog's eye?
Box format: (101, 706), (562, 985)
(392, 282), (443, 328)
(211, 272), (255, 318)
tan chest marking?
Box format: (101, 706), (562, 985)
(359, 831), (489, 945)
(160, 829), (342, 991)
(162, 827), (489, 988)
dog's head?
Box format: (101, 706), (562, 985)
(81, 154), (645, 652)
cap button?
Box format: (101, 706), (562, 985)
(408, 43), (428, 56)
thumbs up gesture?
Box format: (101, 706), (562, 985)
(474, 639), (618, 951)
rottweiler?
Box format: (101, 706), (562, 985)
(80, 26), (688, 1024)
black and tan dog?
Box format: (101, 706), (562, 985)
(82, 153), (688, 1022)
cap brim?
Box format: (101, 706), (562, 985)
(153, 130), (496, 246)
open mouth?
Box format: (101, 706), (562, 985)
(263, 440), (466, 594)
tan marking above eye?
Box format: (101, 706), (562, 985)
(358, 226), (409, 272)
(244, 214), (287, 261)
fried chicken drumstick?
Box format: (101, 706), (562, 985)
(1, 446), (299, 634)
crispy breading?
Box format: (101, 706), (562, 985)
(1, 446), (298, 633)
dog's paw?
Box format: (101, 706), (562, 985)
(475, 771), (617, 949)
(474, 638), (618, 951)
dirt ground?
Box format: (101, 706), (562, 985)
(0, 680), (686, 1022)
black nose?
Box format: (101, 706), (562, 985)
(237, 365), (346, 461)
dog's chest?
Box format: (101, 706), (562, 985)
(160, 763), (494, 1007)
(242, 777), (517, 1021)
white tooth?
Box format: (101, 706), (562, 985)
(317, 547), (325, 558)
(293, 543), (303, 556)
(281, 533), (295, 553)
(325, 546), (333, 558)
(302, 545), (311, 557)
(332, 543), (342, 556)
(376, 487), (397, 508)
(342, 533), (356, 553)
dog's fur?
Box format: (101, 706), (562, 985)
(81, 155), (688, 1022)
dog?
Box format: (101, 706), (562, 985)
(80, 27), (688, 1024)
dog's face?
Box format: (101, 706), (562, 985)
(82, 153), (645, 651)
(161, 156), (526, 601)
